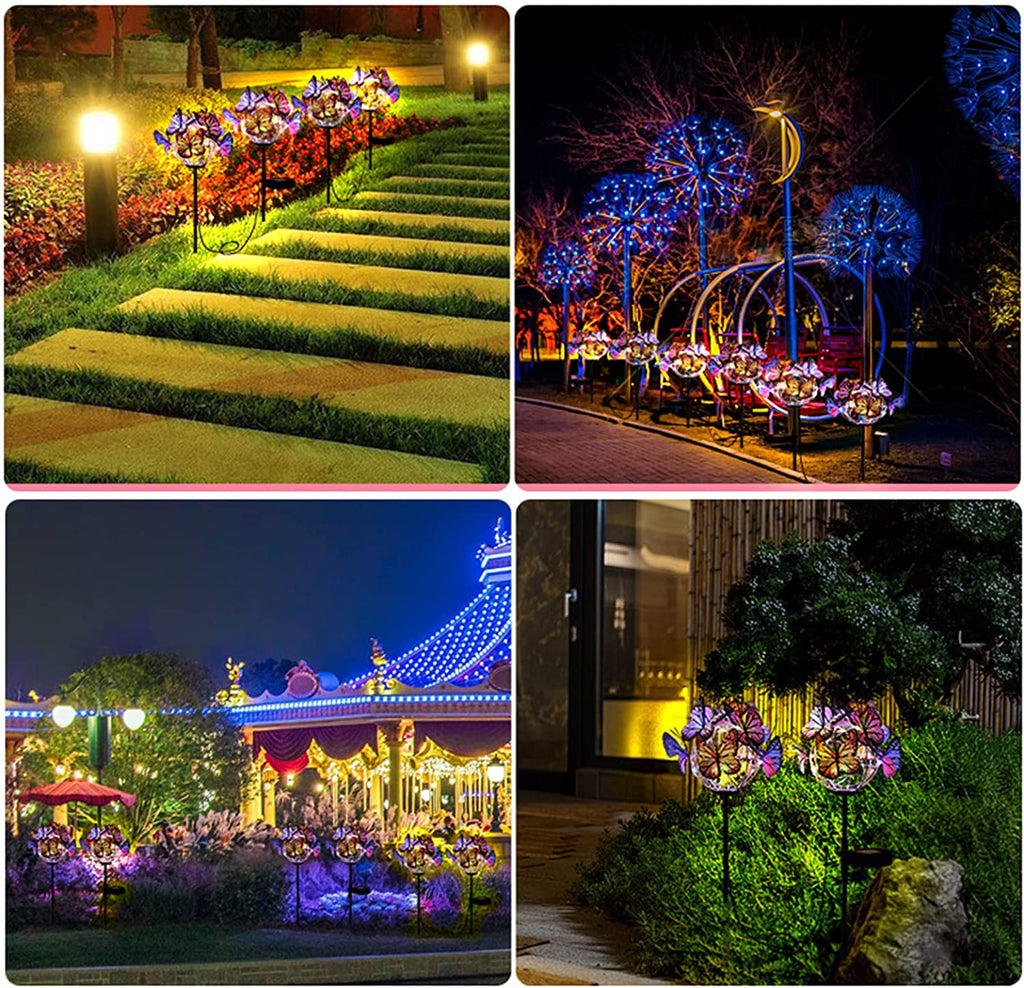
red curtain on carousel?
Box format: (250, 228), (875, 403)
(254, 724), (378, 774)
(418, 721), (510, 757)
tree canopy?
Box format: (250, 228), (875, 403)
(698, 501), (1021, 725)
(22, 653), (251, 844)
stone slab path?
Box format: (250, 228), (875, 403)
(119, 288), (507, 353)
(516, 399), (801, 485)
(208, 253), (508, 304)
(9, 329), (506, 427)
(6, 395), (480, 484)
(6, 121), (510, 484)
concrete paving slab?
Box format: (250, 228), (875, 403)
(435, 153), (510, 167)
(5, 394), (481, 484)
(251, 227), (509, 263)
(315, 207), (509, 238)
(9, 329), (507, 428)
(410, 165), (509, 180)
(353, 190), (509, 216)
(383, 175), (509, 199)
(118, 288), (507, 353)
(207, 253), (509, 305)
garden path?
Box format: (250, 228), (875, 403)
(517, 792), (672, 985)
(516, 399), (803, 485)
(6, 124), (509, 484)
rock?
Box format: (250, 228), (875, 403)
(837, 857), (969, 984)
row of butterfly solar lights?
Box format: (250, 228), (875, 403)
(153, 68), (400, 170)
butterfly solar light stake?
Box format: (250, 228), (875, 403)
(709, 342), (771, 448)
(348, 66), (400, 170)
(275, 824), (320, 925)
(154, 109), (234, 253)
(80, 824), (129, 920)
(29, 823), (76, 924)
(396, 832), (443, 933)
(224, 88), (302, 221)
(658, 340), (710, 426)
(449, 830), (497, 934)
(754, 357), (836, 470)
(292, 76), (361, 205)
(331, 824), (375, 926)
(797, 702), (901, 930)
(663, 700), (782, 903)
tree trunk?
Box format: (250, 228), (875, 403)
(110, 6), (127, 92)
(199, 7), (221, 90)
(4, 10), (16, 89)
(185, 8), (206, 89)
(368, 7), (388, 36)
(439, 6), (479, 92)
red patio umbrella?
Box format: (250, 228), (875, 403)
(17, 779), (137, 808)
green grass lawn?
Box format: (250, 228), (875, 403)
(6, 923), (511, 970)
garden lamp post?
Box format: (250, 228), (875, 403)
(467, 42), (489, 101)
(51, 676), (145, 827)
(753, 102), (804, 363)
(487, 757), (505, 833)
(80, 111), (120, 257)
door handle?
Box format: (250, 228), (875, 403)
(563, 588), (578, 618)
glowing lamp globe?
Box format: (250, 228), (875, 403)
(467, 43), (490, 66)
(80, 112), (119, 154)
(276, 825), (319, 864)
(827, 378), (904, 425)
(51, 704), (77, 728)
(396, 833), (443, 875)
(663, 701), (782, 794)
(450, 832), (496, 876)
(121, 707), (146, 731)
(332, 825), (374, 864)
(797, 703), (901, 794)
(29, 824), (76, 864)
(80, 825), (129, 865)
(711, 342), (770, 384)
(487, 758), (506, 784)
(660, 340), (710, 379)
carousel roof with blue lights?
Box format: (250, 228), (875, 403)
(226, 523), (512, 728)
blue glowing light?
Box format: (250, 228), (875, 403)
(538, 240), (597, 292)
(646, 115), (755, 218)
(817, 185), (923, 279)
(945, 6), (1021, 194)
(580, 172), (678, 255)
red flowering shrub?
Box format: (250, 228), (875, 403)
(5, 105), (454, 294)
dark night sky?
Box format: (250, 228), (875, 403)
(6, 500), (510, 698)
(516, 5), (1015, 238)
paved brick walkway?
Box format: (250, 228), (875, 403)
(516, 400), (800, 485)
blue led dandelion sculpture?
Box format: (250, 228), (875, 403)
(646, 116), (755, 282)
(818, 185), (921, 477)
(539, 240), (598, 390)
(945, 6), (1021, 195)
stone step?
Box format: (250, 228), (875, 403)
(5, 394), (481, 484)
(353, 190), (508, 217)
(315, 207), (509, 239)
(119, 288), (507, 353)
(435, 153), (510, 167)
(8, 329), (507, 429)
(250, 228), (509, 265)
(207, 254), (508, 305)
(384, 175), (509, 199)
(409, 164), (510, 180)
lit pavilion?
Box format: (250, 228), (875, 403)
(231, 524), (512, 835)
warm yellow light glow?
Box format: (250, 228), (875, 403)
(80, 111), (120, 153)
(55, 764), (66, 776)
(421, 787), (432, 802)
(52, 704), (77, 728)
(315, 782), (324, 793)
(486, 759), (505, 784)
(467, 42), (489, 66)
(122, 707), (146, 730)
(286, 774), (294, 787)
(73, 770), (83, 780)
(769, 110), (782, 118)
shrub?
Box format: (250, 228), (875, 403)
(123, 857), (217, 924)
(572, 724), (1021, 985)
(212, 846), (289, 925)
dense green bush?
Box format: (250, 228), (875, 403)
(211, 847), (289, 924)
(572, 724), (1021, 984)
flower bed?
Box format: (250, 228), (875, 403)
(4, 90), (453, 295)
